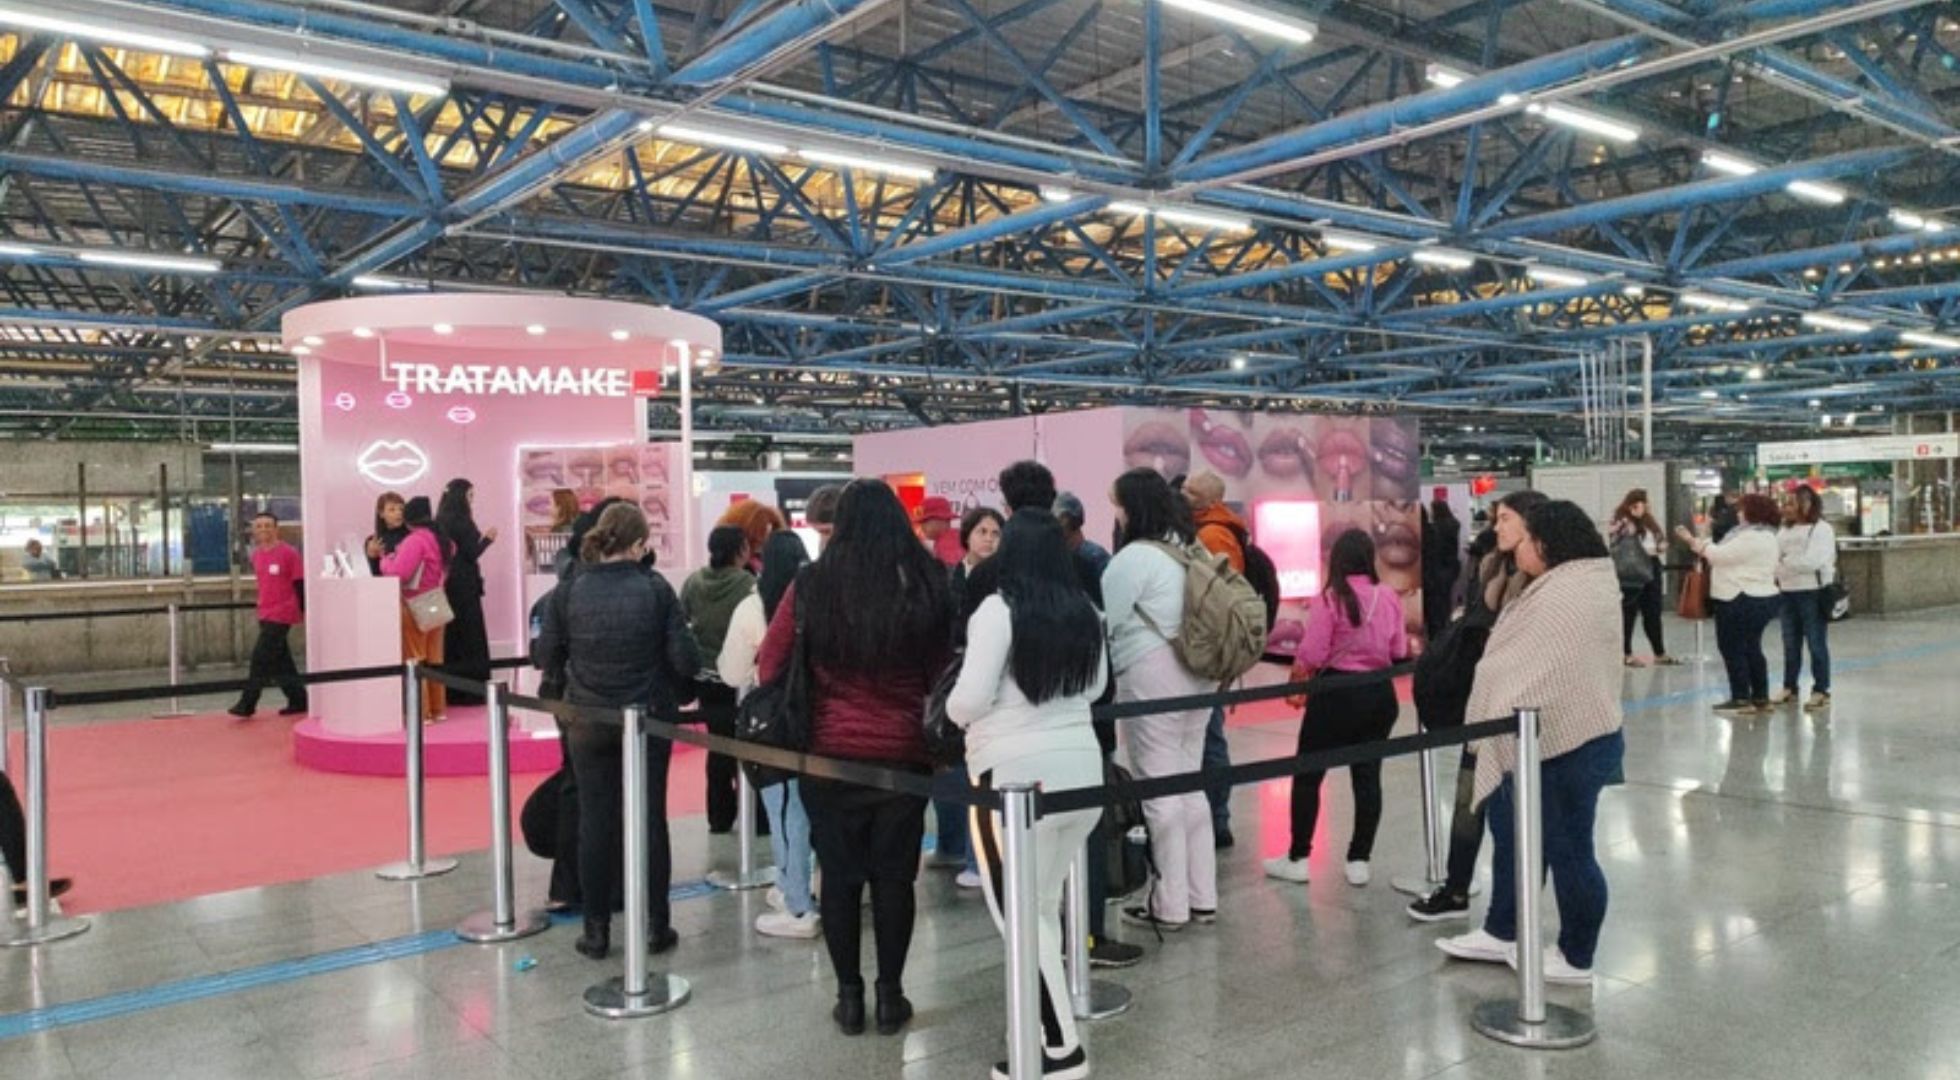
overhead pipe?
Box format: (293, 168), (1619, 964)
(1743, 49), (1956, 143)
(0, 153), (416, 216)
(876, 196), (1106, 268)
(667, 0), (894, 86)
(1696, 227), (1960, 279)
(1176, 36), (1650, 184)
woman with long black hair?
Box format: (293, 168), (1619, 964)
(948, 513), (1105, 1080)
(436, 478), (497, 705)
(1103, 467), (1216, 932)
(755, 479), (953, 1037)
(1265, 527), (1409, 888)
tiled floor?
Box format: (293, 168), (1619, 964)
(5, 610), (1960, 1079)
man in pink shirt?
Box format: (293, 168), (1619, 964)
(229, 512), (308, 719)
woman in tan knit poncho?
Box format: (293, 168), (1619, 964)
(1438, 500), (1625, 987)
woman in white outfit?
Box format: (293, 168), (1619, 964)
(1773, 486), (1835, 710)
(1101, 467), (1217, 932)
(949, 512), (1104, 1080)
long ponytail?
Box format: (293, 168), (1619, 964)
(581, 503), (650, 563)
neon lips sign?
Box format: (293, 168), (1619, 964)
(356, 439), (431, 486)
(383, 362), (631, 398)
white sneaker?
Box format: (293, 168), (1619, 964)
(955, 869), (984, 889)
(1263, 856), (1310, 883)
(1540, 949), (1595, 986)
(1437, 928), (1512, 964)
(1804, 691), (1832, 711)
(1769, 688), (1796, 704)
(765, 886), (785, 912)
(754, 909), (820, 939)
(1344, 860), (1371, 887)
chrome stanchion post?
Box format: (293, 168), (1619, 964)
(1472, 708), (1595, 1049)
(709, 764), (773, 891)
(586, 705), (690, 1019)
(377, 661), (457, 881)
(999, 783), (1042, 1080)
(1064, 839), (1130, 1020)
(152, 604), (191, 718)
(458, 682), (549, 943)
(1393, 746), (1481, 900)
(4, 688), (90, 947)
(1, 656), (12, 777)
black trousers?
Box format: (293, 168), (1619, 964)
(549, 723), (582, 907)
(567, 719), (673, 933)
(444, 588), (490, 707)
(800, 775), (928, 991)
(237, 620), (306, 710)
(1620, 574), (1666, 657)
(1289, 679), (1400, 862)
(1, 770), (24, 881)
(1443, 746), (1485, 896)
(697, 682), (741, 831)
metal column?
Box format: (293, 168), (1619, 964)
(1064, 840), (1130, 1020)
(3, 688), (91, 947)
(458, 682), (550, 943)
(376, 661), (458, 881)
(585, 705), (692, 1019)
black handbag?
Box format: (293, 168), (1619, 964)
(735, 575), (812, 788)
(1611, 533), (1656, 588)
(922, 653), (967, 768)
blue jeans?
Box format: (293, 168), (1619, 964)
(1779, 588), (1831, 694)
(931, 766), (979, 874)
(1203, 706), (1231, 832)
(761, 779), (815, 917)
(1715, 593), (1780, 701)
(1484, 730), (1623, 971)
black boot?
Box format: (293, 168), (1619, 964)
(874, 981), (913, 1036)
(833, 980), (866, 1036)
(575, 916), (610, 959)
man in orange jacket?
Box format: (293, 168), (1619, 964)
(1183, 471), (1244, 849)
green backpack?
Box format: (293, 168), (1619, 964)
(1142, 541), (1270, 685)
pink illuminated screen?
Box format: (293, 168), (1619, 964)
(1253, 499), (1322, 599)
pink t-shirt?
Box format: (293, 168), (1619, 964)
(254, 542), (303, 625)
(1296, 576), (1408, 673)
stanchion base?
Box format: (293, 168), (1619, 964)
(1074, 979), (1132, 1020)
(1471, 999), (1597, 1049)
(456, 908), (552, 944)
(151, 709), (193, 719)
(583, 973), (691, 1019)
(706, 868), (776, 892)
(375, 857), (460, 881)
(1390, 875), (1483, 899)
(2, 916), (91, 948)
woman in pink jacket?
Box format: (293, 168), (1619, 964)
(378, 495), (453, 722)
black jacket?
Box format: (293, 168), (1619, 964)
(536, 560), (700, 717)
(442, 517), (493, 599)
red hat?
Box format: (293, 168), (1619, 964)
(917, 496), (955, 523)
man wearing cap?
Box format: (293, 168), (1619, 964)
(1054, 492), (1111, 585)
(917, 496), (963, 566)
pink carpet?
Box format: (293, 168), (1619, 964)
(41, 711), (711, 915)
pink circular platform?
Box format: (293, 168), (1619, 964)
(293, 708), (563, 777)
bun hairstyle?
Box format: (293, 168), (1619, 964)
(581, 502), (650, 563)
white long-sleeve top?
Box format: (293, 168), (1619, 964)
(1776, 521), (1837, 592)
(1694, 525), (1779, 601)
(946, 595), (1105, 777)
(716, 592), (768, 700)
(1100, 539), (1187, 674)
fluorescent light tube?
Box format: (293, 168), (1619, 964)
(1698, 389), (1719, 399)
(225, 50), (447, 97)
(350, 275), (419, 290)
(1527, 266), (1590, 288)
(1425, 64), (1468, 88)
(1319, 231), (1379, 252)
(655, 125), (790, 156)
(0, 242), (37, 257)
(799, 148), (935, 181)
(1039, 186), (1075, 203)
(1784, 180), (1846, 205)
(1901, 331), (1960, 349)
(1529, 103), (1639, 143)
(1161, 0), (1315, 44)
(0, 6), (210, 58)
(77, 250), (220, 273)
(1622, 284), (1646, 297)
(1107, 201), (1151, 217)
(1702, 151), (1759, 176)
(1800, 313), (1872, 334)
(208, 442), (298, 454)
(1889, 210), (1927, 230)
(1745, 365), (1765, 380)
(1411, 248), (1474, 270)
(1679, 292), (1750, 313)
(1151, 206), (1253, 232)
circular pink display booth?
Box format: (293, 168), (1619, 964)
(282, 294), (720, 776)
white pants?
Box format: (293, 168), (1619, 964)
(970, 750), (1102, 1057)
(1117, 646), (1217, 923)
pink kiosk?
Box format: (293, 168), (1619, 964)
(281, 294), (720, 775)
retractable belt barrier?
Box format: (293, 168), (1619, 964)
(49, 656), (533, 708)
(0, 601), (254, 625)
(1090, 660), (1416, 722)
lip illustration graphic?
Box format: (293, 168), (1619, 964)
(384, 391), (412, 410)
(640, 494), (669, 521)
(1190, 409), (1252, 479)
(524, 494), (555, 517)
(523, 457), (564, 486)
(1316, 428), (1370, 502)
(609, 457), (640, 485)
(569, 453), (604, 487)
(1370, 419), (1418, 496)
(1123, 420), (1191, 479)
(1258, 427), (1312, 478)
(1374, 516), (1421, 570)
(332, 392), (357, 412)
(446, 405), (477, 425)
(356, 439), (430, 487)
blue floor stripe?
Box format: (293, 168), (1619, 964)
(7, 634), (1956, 1043)
(0, 878), (715, 1042)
